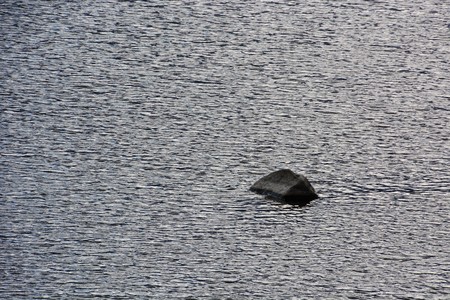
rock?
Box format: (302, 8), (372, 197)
(250, 169), (318, 205)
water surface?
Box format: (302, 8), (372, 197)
(1, 1), (449, 299)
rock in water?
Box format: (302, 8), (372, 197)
(250, 169), (318, 205)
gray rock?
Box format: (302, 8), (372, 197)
(250, 169), (318, 205)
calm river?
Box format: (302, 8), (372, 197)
(1, 1), (449, 299)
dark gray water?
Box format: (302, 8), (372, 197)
(1, 1), (449, 299)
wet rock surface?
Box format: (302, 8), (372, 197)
(250, 169), (318, 205)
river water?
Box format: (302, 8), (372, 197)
(1, 1), (449, 299)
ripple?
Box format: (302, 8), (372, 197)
(1, 0), (450, 299)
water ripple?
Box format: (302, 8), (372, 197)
(1, 0), (449, 299)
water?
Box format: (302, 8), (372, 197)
(1, 1), (449, 299)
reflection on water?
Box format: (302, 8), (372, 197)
(1, 0), (449, 299)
